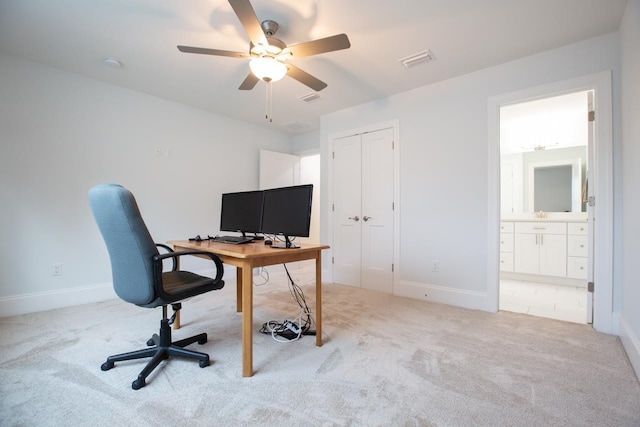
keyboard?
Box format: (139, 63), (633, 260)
(212, 236), (253, 244)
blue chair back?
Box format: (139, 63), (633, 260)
(89, 184), (158, 306)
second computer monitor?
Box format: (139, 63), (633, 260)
(260, 184), (313, 248)
(219, 190), (264, 238)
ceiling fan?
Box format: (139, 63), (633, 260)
(177, 0), (351, 92)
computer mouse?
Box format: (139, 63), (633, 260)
(264, 239), (272, 245)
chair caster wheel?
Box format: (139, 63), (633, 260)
(197, 337), (207, 345)
(132, 379), (145, 390)
(199, 358), (210, 368)
(146, 338), (155, 346)
(101, 361), (114, 371)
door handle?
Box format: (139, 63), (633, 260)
(348, 216), (360, 221)
(363, 216), (372, 222)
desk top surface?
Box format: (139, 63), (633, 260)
(168, 239), (329, 260)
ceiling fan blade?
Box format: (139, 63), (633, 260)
(286, 64), (328, 91)
(288, 34), (351, 58)
(177, 45), (249, 58)
(239, 72), (260, 90)
(228, 0), (268, 48)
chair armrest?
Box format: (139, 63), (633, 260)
(155, 243), (176, 271)
(152, 250), (225, 302)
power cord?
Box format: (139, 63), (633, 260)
(259, 263), (315, 342)
(253, 267), (270, 286)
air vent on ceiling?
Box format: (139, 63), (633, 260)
(299, 92), (322, 103)
(283, 121), (311, 132)
(398, 50), (436, 68)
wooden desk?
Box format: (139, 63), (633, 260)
(168, 239), (329, 377)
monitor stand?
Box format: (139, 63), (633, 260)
(271, 235), (299, 249)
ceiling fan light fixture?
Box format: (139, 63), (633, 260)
(250, 57), (287, 82)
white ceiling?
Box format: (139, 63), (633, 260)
(0, 0), (628, 135)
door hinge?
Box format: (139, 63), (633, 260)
(392, 263), (394, 272)
(588, 111), (595, 122)
(332, 203), (335, 212)
(392, 140), (395, 149)
(588, 281), (594, 292)
(588, 196), (595, 207)
(332, 257), (334, 264)
(392, 202), (395, 210)
(332, 151), (335, 159)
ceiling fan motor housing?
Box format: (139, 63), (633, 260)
(261, 20), (279, 36)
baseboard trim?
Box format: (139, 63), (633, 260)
(0, 267), (231, 318)
(0, 283), (117, 318)
(395, 280), (489, 312)
(619, 316), (640, 379)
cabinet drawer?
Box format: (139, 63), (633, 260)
(500, 233), (514, 253)
(568, 223), (588, 235)
(514, 222), (566, 235)
(568, 256), (588, 279)
(568, 235), (588, 257)
(500, 252), (514, 272)
(500, 222), (514, 233)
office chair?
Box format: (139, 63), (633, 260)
(88, 183), (225, 390)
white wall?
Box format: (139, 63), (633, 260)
(0, 52), (293, 316)
(619, 0), (640, 378)
(320, 32), (621, 311)
(292, 130), (320, 154)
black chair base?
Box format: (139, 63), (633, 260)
(101, 318), (210, 390)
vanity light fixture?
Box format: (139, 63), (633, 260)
(521, 142), (560, 151)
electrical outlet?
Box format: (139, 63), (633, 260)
(52, 263), (62, 276)
(432, 260), (440, 272)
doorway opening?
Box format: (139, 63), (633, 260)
(498, 91), (591, 324)
(488, 72), (614, 334)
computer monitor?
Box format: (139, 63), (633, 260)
(260, 184), (313, 249)
(219, 190), (264, 238)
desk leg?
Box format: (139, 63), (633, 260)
(236, 268), (242, 313)
(316, 252), (323, 347)
(241, 262), (254, 377)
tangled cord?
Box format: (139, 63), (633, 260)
(259, 263), (314, 342)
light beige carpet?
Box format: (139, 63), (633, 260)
(1, 268), (639, 426)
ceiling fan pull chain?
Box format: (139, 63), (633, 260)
(265, 80), (273, 123)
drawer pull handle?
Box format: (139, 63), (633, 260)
(533, 227), (546, 230)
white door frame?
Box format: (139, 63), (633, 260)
(487, 71), (615, 334)
(327, 120), (400, 290)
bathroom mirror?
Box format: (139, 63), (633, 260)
(499, 91), (589, 216)
(501, 146), (587, 214)
(529, 158), (582, 212)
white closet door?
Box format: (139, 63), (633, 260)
(332, 134), (362, 286)
(332, 128), (395, 293)
(361, 128), (394, 293)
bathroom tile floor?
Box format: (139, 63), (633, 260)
(499, 279), (588, 324)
